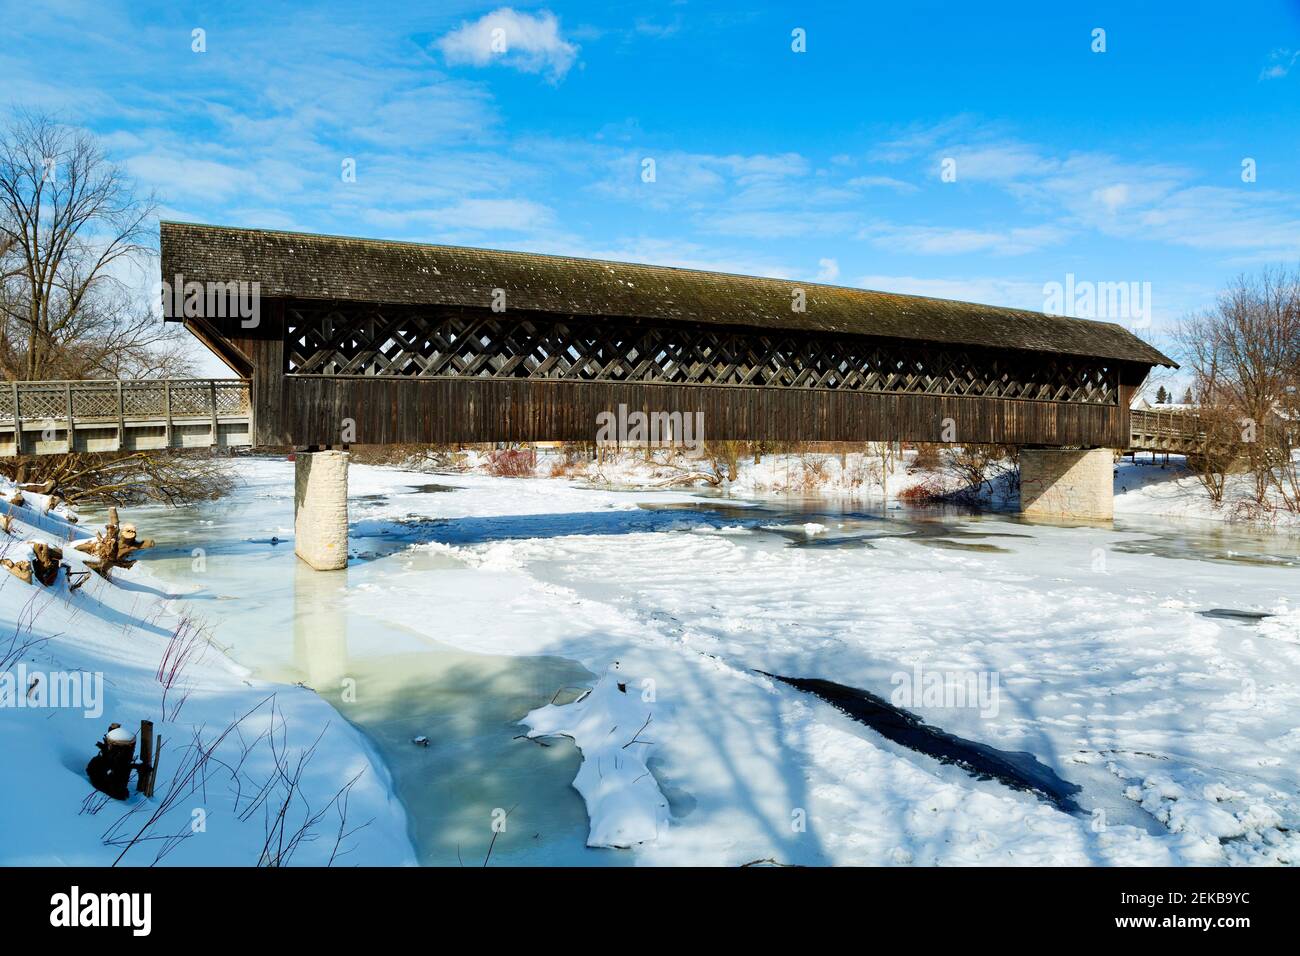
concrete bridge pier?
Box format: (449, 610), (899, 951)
(294, 449), (350, 570)
(1018, 447), (1115, 521)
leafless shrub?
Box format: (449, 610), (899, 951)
(251, 720), (369, 868)
(795, 453), (831, 491)
(705, 440), (742, 483)
(841, 451), (874, 488)
(1181, 406), (1247, 507)
(156, 616), (208, 722)
(563, 441), (594, 465)
(898, 476), (951, 504)
(486, 446), (536, 477)
(346, 444), (434, 467)
(101, 694), (372, 866)
(1230, 495), (1278, 525)
(0, 583), (57, 671)
(0, 449), (233, 506)
(942, 444), (1015, 501)
(909, 442), (943, 472)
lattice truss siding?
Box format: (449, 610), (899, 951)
(0, 381), (250, 422)
(285, 303), (1119, 405)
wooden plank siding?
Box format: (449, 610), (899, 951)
(271, 374), (1132, 447)
(236, 297), (1146, 448)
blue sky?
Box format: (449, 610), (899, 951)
(4, 0), (1299, 379)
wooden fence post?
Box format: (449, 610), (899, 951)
(136, 720), (153, 794)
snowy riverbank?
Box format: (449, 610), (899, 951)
(0, 479), (414, 866)
(413, 446), (1300, 531)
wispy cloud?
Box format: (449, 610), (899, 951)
(872, 116), (1300, 262)
(846, 174), (918, 193)
(856, 273), (1211, 330)
(861, 223), (1068, 257)
(939, 144), (1054, 182)
(363, 197), (555, 234)
(1260, 48), (1298, 80)
(856, 274), (1048, 309)
(436, 8), (579, 81)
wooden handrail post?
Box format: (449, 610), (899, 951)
(163, 380), (173, 448)
(116, 380), (126, 452)
(10, 381), (20, 456)
(209, 379), (219, 447)
(64, 383), (74, 453)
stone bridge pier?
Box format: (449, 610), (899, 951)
(1018, 447), (1115, 521)
(294, 449), (350, 570)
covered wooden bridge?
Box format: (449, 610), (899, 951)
(160, 222), (1175, 568)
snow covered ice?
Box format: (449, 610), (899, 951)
(523, 663), (670, 848)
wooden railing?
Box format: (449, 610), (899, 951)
(1128, 408), (1208, 451)
(1129, 408), (1294, 460)
(0, 379), (251, 456)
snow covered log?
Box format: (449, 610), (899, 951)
(522, 664), (670, 849)
(1, 540), (64, 586)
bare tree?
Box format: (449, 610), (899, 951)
(1176, 267), (1300, 513)
(0, 111), (190, 380)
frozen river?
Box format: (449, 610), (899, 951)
(118, 456), (1300, 866)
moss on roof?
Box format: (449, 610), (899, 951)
(160, 222), (1174, 367)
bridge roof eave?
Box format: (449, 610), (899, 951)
(161, 222), (1176, 369)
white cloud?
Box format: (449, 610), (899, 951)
(1092, 183), (1130, 213)
(872, 118), (1300, 262)
(437, 8), (579, 81)
(863, 223), (1068, 256)
(816, 258), (840, 282)
(363, 198), (555, 235)
(706, 209), (858, 239)
(125, 151), (257, 203)
(1260, 48), (1298, 80)
(942, 144), (1054, 182)
(856, 274), (1048, 310)
(857, 274), (1214, 335)
(846, 174), (917, 193)
(634, 18), (682, 39)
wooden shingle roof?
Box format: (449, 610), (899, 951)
(160, 222), (1174, 367)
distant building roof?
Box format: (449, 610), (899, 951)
(161, 222), (1176, 367)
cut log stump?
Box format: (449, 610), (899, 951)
(71, 507), (155, 578)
